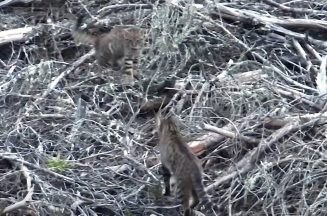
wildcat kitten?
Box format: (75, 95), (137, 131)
(72, 16), (145, 82)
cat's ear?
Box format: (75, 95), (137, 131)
(122, 28), (130, 38)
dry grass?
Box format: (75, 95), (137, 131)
(1, 0), (327, 215)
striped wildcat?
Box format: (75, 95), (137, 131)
(156, 113), (216, 216)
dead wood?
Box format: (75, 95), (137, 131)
(211, 3), (327, 32)
(203, 123), (260, 145)
(208, 3), (327, 47)
(262, 0), (327, 15)
(206, 113), (327, 191)
(263, 112), (327, 128)
(0, 27), (34, 45)
(0, 163), (35, 215)
(2, 0), (327, 215)
(0, 0), (35, 8)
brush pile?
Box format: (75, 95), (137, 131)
(1, 0), (327, 215)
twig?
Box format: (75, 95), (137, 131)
(182, 2), (319, 92)
(291, 39), (314, 72)
(203, 123), (260, 145)
(23, 50), (94, 116)
(188, 123), (234, 155)
(208, 3), (327, 48)
(0, 0), (34, 8)
(206, 116), (325, 191)
(272, 85), (322, 110)
(174, 92), (187, 115)
(77, 0), (96, 20)
(213, 4), (327, 31)
(262, 111), (327, 127)
(262, 65), (317, 92)
(262, 0), (327, 15)
(189, 82), (209, 121)
(0, 27), (34, 45)
(1, 164), (34, 215)
(229, 69), (268, 83)
(269, 24), (327, 48)
(98, 4), (151, 14)
(304, 42), (322, 61)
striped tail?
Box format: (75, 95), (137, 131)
(124, 55), (142, 80)
(124, 57), (134, 76)
(174, 178), (193, 216)
(192, 174), (217, 215)
(124, 57), (142, 83)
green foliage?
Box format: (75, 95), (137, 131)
(46, 156), (71, 171)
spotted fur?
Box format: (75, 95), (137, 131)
(72, 16), (145, 82)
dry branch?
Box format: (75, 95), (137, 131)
(2, 0), (327, 215)
(1, 164), (34, 215)
(184, 3), (319, 92)
(227, 70), (268, 83)
(188, 123), (235, 155)
(0, 0), (35, 8)
(210, 69), (268, 85)
(206, 113), (327, 191)
(272, 85), (323, 110)
(203, 123), (260, 145)
(208, 3), (327, 48)
(0, 27), (33, 45)
(291, 39), (315, 72)
(263, 110), (327, 128)
(98, 3), (152, 15)
(262, 0), (327, 15)
(23, 50), (94, 116)
(304, 42), (322, 61)
(212, 4), (327, 31)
